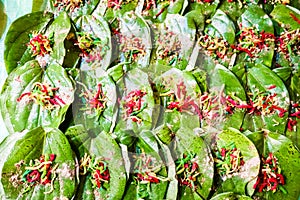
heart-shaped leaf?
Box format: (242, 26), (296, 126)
(75, 15), (112, 71)
(244, 130), (300, 200)
(237, 5), (275, 67)
(215, 128), (260, 196)
(208, 64), (247, 130)
(206, 9), (236, 45)
(65, 125), (127, 200)
(136, 0), (188, 23)
(153, 68), (201, 132)
(0, 127), (77, 199)
(152, 14), (196, 70)
(0, 60), (74, 134)
(116, 12), (152, 70)
(4, 11), (53, 74)
(171, 126), (214, 199)
(48, 0), (100, 20)
(72, 68), (118, 135)
(122, 131), (168, 200)
(114, 68), (155, 145)
(242, 63), (290, 133)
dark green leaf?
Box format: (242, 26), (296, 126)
(153, 14), (196, 70)
(73, 69), (118, 135)
(238, 5), (275, 67)
(117, 12), (152, 69)
(75, 15), (112, 71)
(0, 1), (7, 40)
(65, 125), (127, 200)
(48, 0), (100, 20)
(242, 63), (290, 133)
(270, 5), (300, 30)
(206, 9), (236, 44)
(153, 68), (201, 132)
(114, 68), (155, 144)
(4, 11), (53, 74)
(0, 60), (74, 134)
(0, 127), (76, 199)
(215, 128), (260, 196)
(209, 64), (246, 129)
(173, 126), (214, 199)
(245, 131), (300, 200)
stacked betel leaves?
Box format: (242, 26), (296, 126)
(0, 0), (300, 199)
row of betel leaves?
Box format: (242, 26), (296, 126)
(0, 0), (300, 199)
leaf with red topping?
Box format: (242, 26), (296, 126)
(65, 125), (127, 200)
(0, 60), (74, 134)
(0, 127), (77, 199)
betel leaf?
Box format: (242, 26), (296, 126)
(136, 0), (188, 23)
(209, 64), (246, 130)
(211, 192), (253, 200)
(189, 0), (220, 18)
(206, 9), (236, 44)
(153, 14), (196, 70)
(65, 125), (127, 200)
(219, 0), (259, 23)
(270, 5), (300, 30)
(75, 15), (112, 71)
(114, 68), (155, 145)
(242, 63), (290, 133)
(72, 68), (118, 135)
(153, 68), (201, 132)
(44, 11), (71, 66)
(0, 0), (7, 40)
(215, 128), (260, 196)
(0, 127), (76, 199)
(122, 131), (168, 200)
(48, 0), (100, 20)
(172, 126), (214, 199)
(244, 130), (300, 200)
(237, 4), (275, 67)
(117, 11), (152, 69)
(4, 11), (53, 74)
(0, 60), (74, 134)
(32, 0), (48, 12)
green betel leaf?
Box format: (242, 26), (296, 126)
(114, 68), (155, 145)
(4, 11), (53, 74)
(0, 60), (75, 134)
(72, 68), (118, 135)
(207, 64), (247, 130)
(271, 5), (300, 30)
(48, 0), (100, 20)
(211, 192), (253, 200)
(153, 14), (196, 70)
(0, 1), (7, 40)
(122, 131), (168, 200)
(75, 15), (112, 71)
(136, 0), (188, 23)
(172, 126), (214, 199)
(206, 9), (236, 45)
(65, 125), (127, 200)
(0, 127), (76, 199)
(116, 11), (152, 69)
(153, 68), (201, 133)
(44, 11), (71, 66)
(215, 128), (260, 196)
(244, 131), (300, 200)
(242, 63), (290, 133)
(237, 5), (275, 67)
(189, 0), (220, 18)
